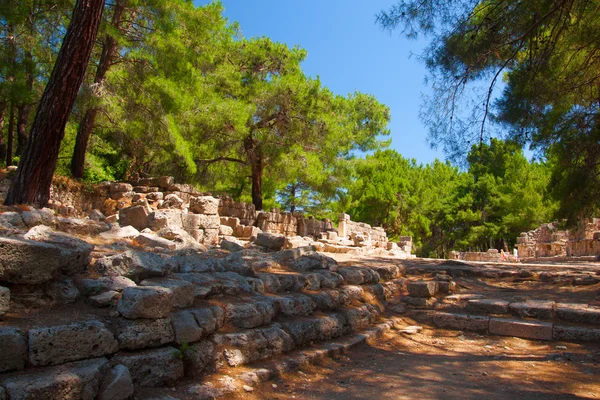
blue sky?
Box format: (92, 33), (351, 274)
(195, 0), (446, 164)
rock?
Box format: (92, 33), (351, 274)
(133, 233), (177, 250)
(189, 196), (219, 215)
(387, 302), (408, 314)
(161, 194), (184, 209)
(553, 325), (600, 341)
(0, 358), (110, 400)
(56, 217), (109, 235)
(88, 210), (106, 222)
(99, 225), (140, 240)
(0, 286), (9, 317)
(28, 320), (119, 366)
(509, 300), (554, 319)
(407, 280), (439, 298)
(119, 205), (150, 231)
(52, 278), (81, 303)
(255, 232), (286, 250)
(105, 214), (119, 224)
(225, 300), (276, 329)
(220, 238), (244, 252)
(141, 278), (194, 308)
(554, 303), (600, 324)
(184, 341), (216, 377)
(287, 252), (338, 272)
(0, 211), (25, 229)
(465, 299), (510, 314)
(196, 215), (220, 229)
(117, 318), (174, 350)
(94, 250), (175, 280)
(0, 327), (27, 372)
(80, 276), (136, 295)
(401, 296), (438, 307)
(431, 312), (490, 332)
(0, 237), (62, 284)
(283, 236), (313, 249)
(23, 225), (94, 276)
(21, 208), (55, 228)
(171, 310), (204, 344)
(489, 318), (553, 340)
(219, 225), (234, 236)
(158, 176), (174, 189)
(157, 227), (204, 249)
(88, 291), (120, 307)
(112, 347), (184, 387)
(190, 307), (222, 335)
(338, 266), (379, 285)
(147, 210), (183, 231)
(98, 364), (134, 400)
(438, 280), (456, 293)
(110, 182), (133, 193)
(118, 286), (174, 319)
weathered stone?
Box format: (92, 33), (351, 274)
(189, 196), (219, 215)
(432, 312), (489, 332)
(190, 307), (221, 335)
(554, 303), (600, 325)
(21, 208), (55, 228)
(117, 318), (174, 350)
(184, 341), (216, 377)
(170, 310), (204, 344)
(158, 176), (174, 189)
(509, 300), (554, 319)
(0, 211), (25, 229)
(338, 266), (380, 285)
(147, 210), (183, 231)
(370, 264), (403, 280)
(133, 233), (176, 250)
(437, 280), (456, 293)
(465, 299), (510, 314)
(88, 291), (119, 307)
(407, 280), (439, 298)
(553, 325), (600, 341)
(219, 225), (234, 236)
(23, 225), (94, 276)
(99, 225), (140, 240)
(343, 304), (379, 331)
(0, 237), (62, 284)
(287, 252), (338, 272)
(52, 278), (81, 303)
(0, 286), (9, 317)
(110, 182), (133, 193)
(401, 296), (438, 308)
(225, 300), (276, 329)
(489, 318), (553, 340)
(161, 194), (184, 209)
(0, 358), (110, 400)
(98, 364), (133, 400)
(112, 347), (184, 387)
(0, 327), (27, 372)
(28, 320), (118, 366)
(255, 232), (286, 250)
(196, 215), (220, 230)
(80, 276), (136, 295)
(220, 238), (245, 252)
(276, 294), (316, 317)
(140, 278), (194, 308)
(119, 205), (149, 231)
(118, 286), (174, 319)
(94, 250), (175, 280)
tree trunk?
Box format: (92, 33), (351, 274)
(16, 104), (32, 156)
(6, 103), (15, 166)
(5, 0), (105, 206)
(251, 159), (264, 211)
(289, 182), (297, 213)
(71, 0), (124, 179)
(0, 101), (6, 166)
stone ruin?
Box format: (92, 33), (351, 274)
(517, 219), (600, 260)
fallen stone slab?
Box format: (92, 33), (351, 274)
(465, 299), (510, 315)
(255, 232), (286, 250)
(509, 300), (554, 320)
(0, 357), (109, 400)
(554, 303), (600, 325)
(98, 364), (134, 400)
(118, 286), (174, 319)
(140, 278), (194, 308)
(407, 280), (439, 298)
(117, 318), (174, 350)
(28, 320), (119, 367)
(0, 327), (27, 372)
(488, 317), (553, 340)
(113, 347), (184, 387)
(432, 312), (489, 332)
(553, 325), (600, 341)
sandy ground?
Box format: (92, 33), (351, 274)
(235, 321), (600, 400)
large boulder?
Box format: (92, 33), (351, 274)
(255, 232), (285, 250)
(23, 225), (94, 276)
(119, 205), (150, 231)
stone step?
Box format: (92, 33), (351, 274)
(409, 310), (600, 342)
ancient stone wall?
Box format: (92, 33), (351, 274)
(337, 213), (388, 247)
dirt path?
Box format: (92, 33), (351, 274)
(236, 321), (600, 400)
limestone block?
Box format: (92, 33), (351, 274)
(255, 232), (286, 250)
(0, 286), (9, 317)
(288, 252), (338, 272)
(343, 304), (379, 331)
(147, 210), (183, 231)
(117, 318), (174, 350)
(87, 209), (105, 222)
(98, 364), (134, 400)
(220, 238), (244, 252)
(28, 320), (118, 366)
(190, 307), (221, 335)
(401, 296), (438, 308)
(189, 196), (219, 215)
(369, 265), (402, 280)
(197, 215), (220, 229)
(437, 281), (456, 293)
(554, 303), (600, 324)
(119, 205), (149, 231)
(489, 318), (553, 340)
(112, 347), (184, 387)
(109, 190), (135, 201)
(407, 280), (440, 298)
(56, 217), (109, 235)
(21, 208), (55, 228)
(509, 300), (554, 319)
(465, 299), (511, 315)
(23, 225), (94, 276)
(118, 286), (174, 319)
(203, 228), (219, 245)
(219, 225), (234, 236)
(338, 266), (379, 285)
(52, 278), (80, 304)
(158, 176), (174, 189)
(0, 358), (110, 400)
(432, 312), (489, 332)
(553, 325), (600, 341)
(0, 237), (62, 284)
(184, 341), (216, 377)
(225, 301), (276, 329)
(140, 278), (194, 308)
(88, 291), (119, 307)
(133, 233), (176, 250)
(110, 182), (133, 193)
(276, 294), (316, 317)
(80, 276), (136, 295)
(0, 211), (25, 229)
(161, 194), (184, 209)
(171, 310), (203, 344)
(0, 327), (27, 372)
(146, 192), (164, 202)
(94, 250), (174, 280)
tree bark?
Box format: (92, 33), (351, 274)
(71, 0), (124, 179)
(251, 159), (264, 211)
(5, 0), (105, 206)
(0, 100), (6, 166)
(6, 103), (15, 166)
(16, 104), (32, 156)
